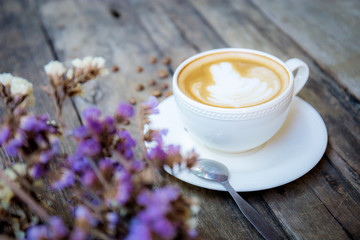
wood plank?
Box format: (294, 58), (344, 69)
(188, 0), (360, 238)
(251, 0), (360, 101)
(39, 0), (182, 161)
(40, 0), (169, 113)
(125, 2), (288, 237)
(39, 0), (267, 239)
(0, 0), (81, 225)
(303, 155), (360, 239)
(38, 0), (360, 239)
(190, 0), (360, 192)
(137, 2), (358, 238)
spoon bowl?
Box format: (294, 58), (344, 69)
(191, 159), (229, 182)
(191, 159), (278, 240)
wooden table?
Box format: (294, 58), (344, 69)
(1, 0), (359, 239)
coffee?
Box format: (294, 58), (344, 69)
(178, 52), (290, 108)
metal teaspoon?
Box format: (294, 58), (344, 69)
(191, 159), (278, 240)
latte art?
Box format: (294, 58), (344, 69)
(194, 62), (281, 107)
(178, 52), (289, 108)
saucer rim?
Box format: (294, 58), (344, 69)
(149, 96), (328, 192)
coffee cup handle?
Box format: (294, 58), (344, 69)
(285, 58), (309, 95)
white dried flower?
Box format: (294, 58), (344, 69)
(92, 57), (106, 69)
(10, 76), (33, 96)
(93, 57), (108, 76)
(44, 60), (66, 77)
(190, 196), (200, 214)
(71, 56), (107, 75)
(0, 183), (14, 209)
(12, 163), (27, 176)
(190, 203), (201, 215)
(187, 217), (198, 229)
(5, 163), (27, 180)
(0, 73), (13, 86)
(83, 56), (93, 68)
(0, 163), (27, 209)
(0, 73), (34, 96)
(71, 56), (106, 71)
(71, 58), (83, 68)
(66, 68), (74, 79)
(0, 73), (35, 107)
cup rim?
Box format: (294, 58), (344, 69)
(172, 48), (294, 113)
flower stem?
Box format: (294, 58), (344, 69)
(87, 157), (111, 191)
(0, 167), (50, 221)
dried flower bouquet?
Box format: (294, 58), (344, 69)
(0, 57), (199, 240)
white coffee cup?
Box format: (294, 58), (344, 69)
(172, 48), (309, 153)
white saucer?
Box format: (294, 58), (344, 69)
(148, 96), (327, 192)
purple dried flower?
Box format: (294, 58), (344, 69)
(34, 134), (47, 147)
(137, 186), (179, 208)
(104, 115), (115, 125)
(130, 159), (145, 172)
(5, 138), (22, 157)
(111, 169), (132, 205)
(40, 151), (52, 164)
(156, 186), (180, 202)
(126, 220), (152, 240)
(107, 212), (118, 224)
(106, 212), (119, 231)
(116, 102), (134, 118)
(116, 129), (136, 159)
(117, 130), (136, 147)
(135, 186), (180, 238)
(38, 114), (49, 122)
(99, 158), (113, 169)
(188, 228), (198, 238)
(167, 144), (181, 156)
(149, 129), (168, 144)
(52, 169), (75, 189)
(0, 126), (10, 145)
(70, 228), (87, 240)
(142, 96), (159, 114)
(86, 119), (103, 135)
(82, 107), (103, 134)
(137, 190), (151, 206)
(153, 218), (176, 239)
(72, 126), (88, 140)
(81, 169), (96, 187)
(75, 205), (97, 227)
(146, 129), (170, 162)
(67, 153), (89, 172)
(83, 107), (101, 120)
(49, 216), (68, 239)
(148, 144), (167, 161)
(40, 140), (59, 163)
(137, 203), (164, 222)
(26, 225), (49, 240)
(104, 115), (116, 134)
(99, 158), (114, 176)
(78, 138), (101, 156)
(30, 164), (44, 178)
(20, 115), (48, 133)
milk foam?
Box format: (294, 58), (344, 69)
(192, 62), (280, 107)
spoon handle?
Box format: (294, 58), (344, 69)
(221, 181), (278, 240)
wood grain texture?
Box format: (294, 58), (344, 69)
(0, 0), (81, 224)
(38, 1), (258, 239)
(1, 0), (359, 239)
(190, 0), (360, 182)
(188, 0), (360, 238)
(40, 0), (360, 239)
(251, 0), (360, 101)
